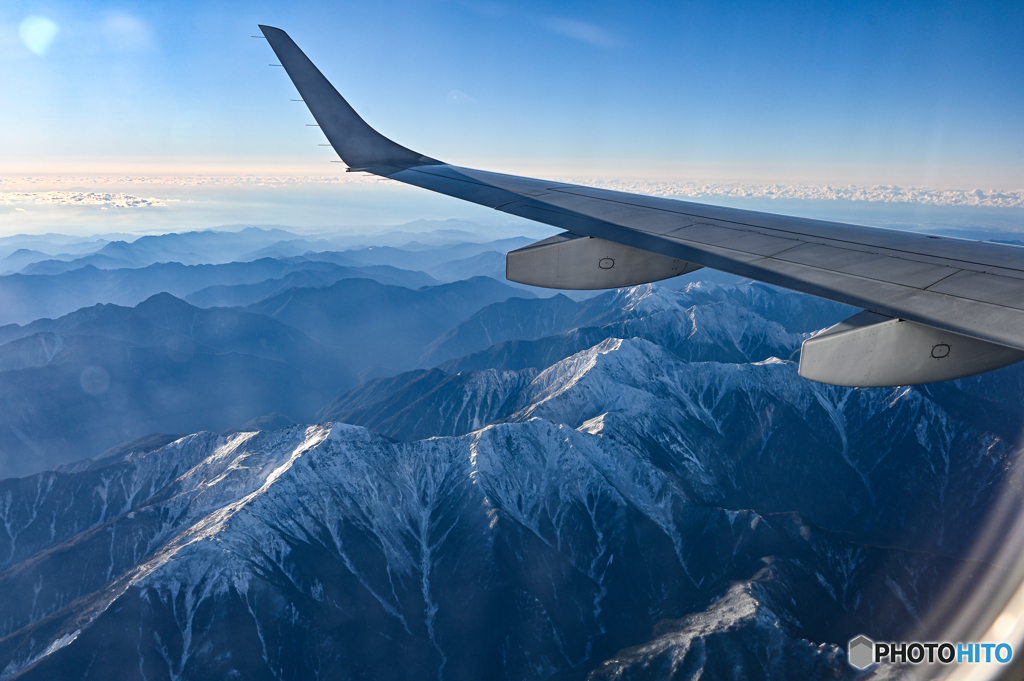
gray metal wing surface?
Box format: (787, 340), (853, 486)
(259, 25), (1024, 386)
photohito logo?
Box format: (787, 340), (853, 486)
(848, 635), (1013, 670)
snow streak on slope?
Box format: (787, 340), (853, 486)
(319, 367), (537, 441)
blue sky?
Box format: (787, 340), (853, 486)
(1, 0), (1022, 185)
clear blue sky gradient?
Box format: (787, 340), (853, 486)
(1, 0), (1022, 187)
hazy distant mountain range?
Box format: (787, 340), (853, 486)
(0, 224), (1019, 679)
(0, 259), (442, 326)
(0, 225), (551, 326)
(0, 221), (543, 271)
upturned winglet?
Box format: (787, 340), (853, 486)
(258, 25), (440, 170)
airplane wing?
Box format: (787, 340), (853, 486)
(259, 25), (1024, 387)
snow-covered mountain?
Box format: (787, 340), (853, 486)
(426, 282), (854, 370)
(318, 367), (537, 441)
(1, 323), (1016, 679)
(246, 276), (534, 374)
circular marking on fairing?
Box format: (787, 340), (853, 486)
(931, 343), (950, 359)
(598, 258), (614, 269)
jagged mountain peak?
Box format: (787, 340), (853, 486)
(608, 282), (692, 317)
(590, 566), (849, 680)
(575, 280), (854, 336)
(509, 336), (801, 430)
(425, 280), (853, 372)
(133, 291), (197, 316)
(596, 281), (751, 317)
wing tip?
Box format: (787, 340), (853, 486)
(257, 23), (440, 170)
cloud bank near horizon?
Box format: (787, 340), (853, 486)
(565, 180), (1024, 209)
(0, 191), (168, 208)
(2, 176), (1023, 210)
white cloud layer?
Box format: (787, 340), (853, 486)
(0, 192), (167, 208)
(1, 176), (1022, 209)
(565, 179), (1024, 209)
(0, 174), (388, 188)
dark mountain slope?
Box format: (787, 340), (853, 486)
(184, 263), (438, 308)
(0, 294), (355, 477)
(0, 336), (314, 478)
(0, 257), (437, 326)
(248, 276), (534, 372)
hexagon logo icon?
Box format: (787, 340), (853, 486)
(848, 635), (875, 670)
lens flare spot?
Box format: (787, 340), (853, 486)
(102, 14), (154, 53)
(80, 366), (110, 396)
(19, 15), (59, 56)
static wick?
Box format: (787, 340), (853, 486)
(251, 35), (266, 38)
(270, 63), (282, 66)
